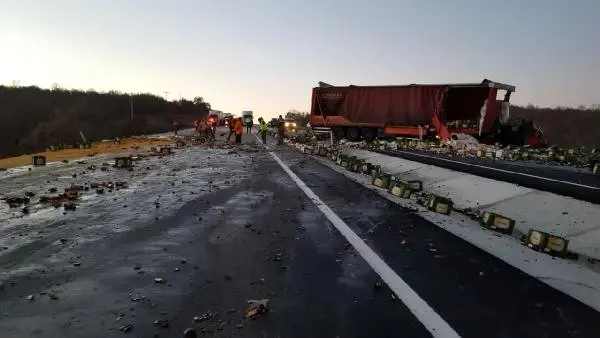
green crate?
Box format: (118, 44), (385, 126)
(32, 155), (47, 166)
(371, 165), (382, 179)
(524, 229), (548, 250)
(318, 146), (328, 157)
(480, 211), (516, 235)
(361, 162), (374, 175)
(387, 178), (401, 194)
(406, 180), (423, 191)
(427, 195), (453, 215)
(350, 159), (365, 173)
(329, 151), (338, 162)
(115, 157), (133, 168)
(372, 173), (391, 189)
(544, 235), (570, 257)
(388, 181), (411, 198)
(343, 156), (357, 169)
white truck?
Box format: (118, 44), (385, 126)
(241, 111), (254, 127)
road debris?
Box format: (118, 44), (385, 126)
(119, 324), (133, 333)
(183, 328), (198, 338)
(245, 299), (269, 319)
(193, 311), (215, 322)
(153, 319), (170, 328)
(153, 277), (166, 284)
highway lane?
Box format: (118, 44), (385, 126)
(0, 130), (598, 337)
(272, 144), (600, 338)
(375, 149), (600, 204)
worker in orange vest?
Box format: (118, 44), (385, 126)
(234, 118), (244, 144)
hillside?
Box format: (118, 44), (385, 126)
(511, 105), (600, 148)
(0, 85), (210, 158)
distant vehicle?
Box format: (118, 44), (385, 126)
(241, 111), (254, 126)
(208, 110), (224, 126)
(268, 118), (279, 128)
(310, 79), (547, 146)
(283, 118), (297, 133)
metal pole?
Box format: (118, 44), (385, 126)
(164, 91), (169, 101)
(130, 95), (134, 121)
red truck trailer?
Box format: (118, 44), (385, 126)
(310, 79), (546, 146)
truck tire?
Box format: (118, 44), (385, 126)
(347, 127), (361, 141)
(333, 127), (345, 140)
(361, 128), (376, 142)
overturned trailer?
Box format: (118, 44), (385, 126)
(310, 79), (547, 146)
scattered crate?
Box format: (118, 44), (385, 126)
(32, 155), (46, 166)
(361, 162), (374, 175)
(480, 211), (515, 235)
(114, 157), (133, 168)
(387, 180), (408, 197)
(426, 194), (453, 215)
(350, 159), (364, 173)
(372, 172), (391, 189)
(523, 229), (570, 257)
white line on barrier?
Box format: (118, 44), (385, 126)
(394, 150), (600, 190)
(254, 135), (461, 338)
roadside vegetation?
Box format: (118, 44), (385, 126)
(1, 84), (598, 160)
(0, 84), (211, 159)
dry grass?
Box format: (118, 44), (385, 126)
(0, 136), (172, 169)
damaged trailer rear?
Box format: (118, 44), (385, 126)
(310, 79), (546, 146)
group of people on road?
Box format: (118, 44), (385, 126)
(187, 114), (286, 145)
(257, 115), (285, 145)
(193, 119), (216, 139)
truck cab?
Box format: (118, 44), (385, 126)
(207, 111), (220, 127)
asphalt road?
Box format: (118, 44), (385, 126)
(1, 129), (599, 338)
(375, 149), (600, 204)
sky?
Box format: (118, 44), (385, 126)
(0, 0), (599, 119)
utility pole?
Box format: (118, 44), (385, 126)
(130, 95), (134, 121)
(164, 91), (170, 101)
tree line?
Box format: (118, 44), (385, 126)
(0, 85), (211, 158)
(0, 84), (597, 159)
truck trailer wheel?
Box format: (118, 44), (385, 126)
(361, 128), (376, 142)
(346, 127), (361, 141)
(333, 127), (345, 140)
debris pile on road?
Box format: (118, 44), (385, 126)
(364, 138), (600, 173)
(245, 299), (269, 319)
(288, 131), (599, 174)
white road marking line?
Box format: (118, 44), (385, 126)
(255, 136), (460, 338)
(393, 150), (600, 190)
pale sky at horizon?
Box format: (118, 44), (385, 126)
(1, 0), (598, 119)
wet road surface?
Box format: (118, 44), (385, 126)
(1, 130), (599, 337)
